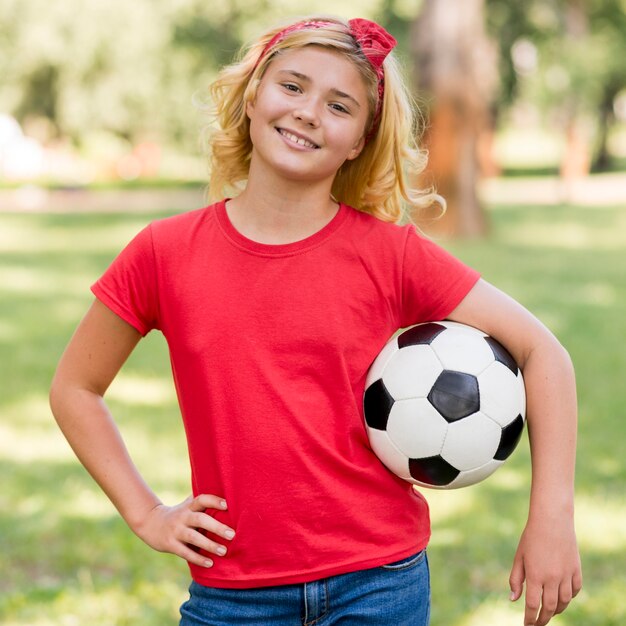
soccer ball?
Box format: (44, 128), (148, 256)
(364, 321), (526, 489)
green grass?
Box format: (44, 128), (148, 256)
(1, 199), (625, 625)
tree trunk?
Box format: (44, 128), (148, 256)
(594, 86), (616, 172)
(411, 0), (497, 238)
(560, 0), (592, 182)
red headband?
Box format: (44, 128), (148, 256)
(254, 18), (397, 141)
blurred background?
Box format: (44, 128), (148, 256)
(2, 0), (626, 217)
(1, 0), (625, 625)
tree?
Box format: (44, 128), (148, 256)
(411, 0), (498, 237)
(0, 0), (267, 150)
(485, 0), (626, 174)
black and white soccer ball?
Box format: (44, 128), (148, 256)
(364, 321), (526, 489)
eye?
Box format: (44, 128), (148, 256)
(281, 82), (301, 93)
(329, 102), (350, 114)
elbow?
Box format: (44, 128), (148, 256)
(49, 372), (65, 424)
(49, 370), (78, 425)
(522, 330), (575, 381)
(547, 333), (574, 372)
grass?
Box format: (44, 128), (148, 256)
(1, 197), (625, 625)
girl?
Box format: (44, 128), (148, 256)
(50, 16), (582, 626)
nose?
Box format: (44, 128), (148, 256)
(293, 97), (321, 127)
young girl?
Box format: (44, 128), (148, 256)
(50, 16), (582, 626)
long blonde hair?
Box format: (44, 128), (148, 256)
(206, 15), (442, 223)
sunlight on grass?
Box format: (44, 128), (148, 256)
(11, 488), (115, 523)
(0, 217), (149, 254)
(60, 489), (119, 520)
(578, 282), (618, 307)
(1, 579), (183, 626)
(502, 214), (626, 251)
(454, 598), (520, 626)
(3, 394), (55, 426)
(0, 424), (68, 463)
(421, 487), (477, 525)
(576, 494), (626, 553)
(483, 465), (528, 491)
(106, 373), (177, 406)
(0, 266), (92, 296)
(0, 395), (69, 462)
(573, 580), (626, 625)
(0, 318), (18, 341)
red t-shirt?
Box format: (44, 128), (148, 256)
(92, 200), (480, 588)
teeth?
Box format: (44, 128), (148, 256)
(280, 129), (317, 149)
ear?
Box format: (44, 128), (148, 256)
(245, 78), (262, 119)
(246, 98), (254, 118)
(346, 135), (366, 161)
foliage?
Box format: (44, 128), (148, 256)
(1, 192), (625, 624)
(484, 0), (626, 120)
(0, 0), (269, 149)
(0, 0), (381, 151)
(2, 0), (625, 172)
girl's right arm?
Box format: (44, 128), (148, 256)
(49, 299), (235, 569)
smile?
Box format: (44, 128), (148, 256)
(276, 128), (320, 149)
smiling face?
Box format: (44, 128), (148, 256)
(245, 46), (371, 188)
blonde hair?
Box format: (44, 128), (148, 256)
(206, 15), (443, 224)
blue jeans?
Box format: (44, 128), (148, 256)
(179, 550), (430, 625)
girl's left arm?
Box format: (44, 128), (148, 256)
(447, 279), (583, 626)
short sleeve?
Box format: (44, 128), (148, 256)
(91, 224), (160, 336)
(399, 225), (480, 328)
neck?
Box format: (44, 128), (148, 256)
(226, 160), (339, 245)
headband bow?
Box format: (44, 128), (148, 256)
(254, 18), (397, 142)
(347, 18), (397, 74)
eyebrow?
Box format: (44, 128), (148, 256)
(276, 69), (362, 108)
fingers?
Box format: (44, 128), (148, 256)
(147, 494), (236, 569)
(572, 568), (583, 598)
(510, 560), (580, 626)
(189, 493), (228, 512)
(524, 581), (542, 626)
(555, 571), (582, 615)
(554, 579), (573, 616)
(182, 495), (235, 562)
(509, 556), (525, 602)
(187, 494), (236, 544)
(523, 575), (583, 626)
(533, 583), (558, 626)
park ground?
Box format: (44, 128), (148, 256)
(0, 176), (625, 625)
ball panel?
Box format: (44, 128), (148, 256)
(382, 345), (443, 400)
(367, 428), (412, 481)
(517, 371), (527, 417)
(441, 412), (502, 470)
(428, 370), (479, 422)
(409, 456), (460, 487)
(430, 328), (495, 374)
(478, 361), (525, 426)
(397, 322), (446, 348)
(438, 320), (487, 337)
(494, 414), (525, 460)
(485, 335), (518, 375)
(445, 459), (503, 489)
(386, 399), (448, 458)
(365, 338), (399, 388)
(363, 378), (395, 430)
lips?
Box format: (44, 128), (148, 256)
(276, 128), (320, 149)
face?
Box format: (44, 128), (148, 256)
(246, 46), (371, 187)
